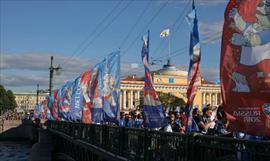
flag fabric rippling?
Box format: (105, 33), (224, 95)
(141, 31), (167, 128)
(81, 70), (92, 124)
(185, 0), (202, 132)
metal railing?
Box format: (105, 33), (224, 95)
(48, 121), (270, 161)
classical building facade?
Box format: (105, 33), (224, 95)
(14, 92), (47, 111)
(120, 63), (221, 112)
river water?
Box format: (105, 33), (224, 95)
(0, 141), (32, 161)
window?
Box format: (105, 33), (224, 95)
(168, 77), (174, 84)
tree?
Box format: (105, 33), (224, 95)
(6, 90), (17, 109)
(157, 92), (186, 111)
(137, 91), (186, 112)
(0, 84), (17, 112)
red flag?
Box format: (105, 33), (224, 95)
(52, 90), (59, 121)
(80, 70), (92, 124)
(221, 0), (270, 136)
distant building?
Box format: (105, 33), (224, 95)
(14, 92), (48, 111)
(120, 61), (221, 112)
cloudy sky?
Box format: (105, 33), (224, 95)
(0, 0), (228, 92)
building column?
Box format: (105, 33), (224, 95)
(209, 93), (212, 105)
(215, 93), (218, 106)
(123, 90), (127, 110)
(203, 92), (206, 105)
(130, 90), (133, 111)
(137, 91), (140, 107)
(120, 90), (123, 111)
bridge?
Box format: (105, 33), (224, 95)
(1, 120), (270, 161)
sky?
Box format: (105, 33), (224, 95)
(0, 0), (228, 93)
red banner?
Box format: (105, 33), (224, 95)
(221, 0), (270, 136)
(80, 70), (92, 124)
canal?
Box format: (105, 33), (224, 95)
(0, 141), (32, 161)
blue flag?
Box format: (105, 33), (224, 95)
(102, 52), (120, 123)
(91, 60), (105, 123)
(46, 96), (54, 120)
(58, 81), (74, 121)
(70, 76), (83, 122)
(141, 31), (167, 128)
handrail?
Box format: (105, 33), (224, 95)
(47, 120), (270, 161)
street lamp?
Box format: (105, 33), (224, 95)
(49, 56), (61, 96)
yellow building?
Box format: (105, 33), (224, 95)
(120, 62), (221, 112)
(14, 92), (47, 111)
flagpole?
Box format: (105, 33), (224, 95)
(168, 34), (171, 62)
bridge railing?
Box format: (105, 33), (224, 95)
(48, 121), (270, 161)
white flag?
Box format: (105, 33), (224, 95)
(160, 28), (170, 37)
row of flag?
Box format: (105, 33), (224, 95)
(35, 52), (120, 124)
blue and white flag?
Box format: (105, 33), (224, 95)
(141, 31), (167, 128)
(58, 81), (74, 121)
(185, 0), (202, 132)
(34, 103), (42, 119)
(102, 52), (120, 123)
(91, 60), (105, 123)
(46, 96), (54, 120)
(70, 76), (83, 122)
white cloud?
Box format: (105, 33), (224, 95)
(0, 52), (94, 73)
(201, 67), (220, 81)
(199, 21), (223, 44)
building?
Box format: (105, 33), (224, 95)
(120, 61), (221, 112)
(14, 92), (48, 111)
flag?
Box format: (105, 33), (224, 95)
(185, 0), (202, 132)
(160, 28), (170, 37)
(221, 0), (270, 136)
(41, 100), (48, 119)
(141, 30), (167, 128)
(34, 103), (41, 119)
(58, 82), (74, 121)
(70, 76), (83, 122)
(91, 60), (105, 123)
(102, 51), (120, 123)
(52, 90), (59, 121)
(81, 70), (92, 124)
(46, 96), (54, 120)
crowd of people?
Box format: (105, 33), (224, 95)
(117, 104), (232, 137)
(0, 110), (26, 121)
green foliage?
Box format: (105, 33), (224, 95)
(137, 92), (186, 111)
(157, 92), (186, 108)
(0, 84), (17, 112)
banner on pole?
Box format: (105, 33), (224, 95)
(141, 31), (167, 128)
(185, 1), (202, 132)
(221, 0), (270, 136)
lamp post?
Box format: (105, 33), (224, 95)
(49, 56), (61, 96)
(36, 84), (39, 105)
